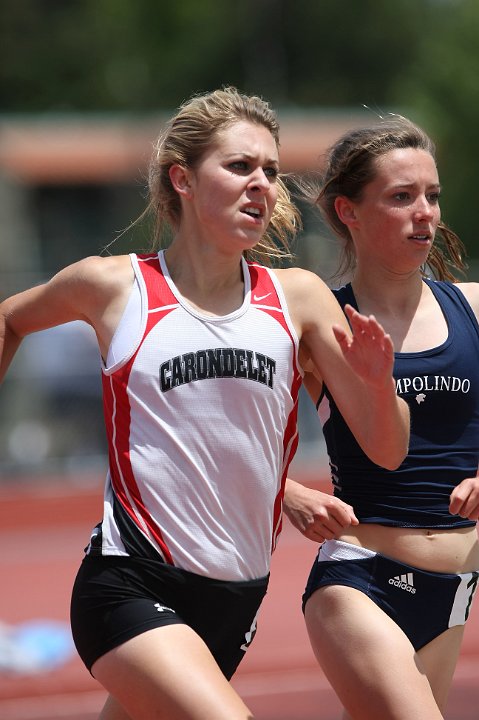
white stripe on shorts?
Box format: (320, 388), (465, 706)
(318, 539), (377, 563)
(449, 571), (479, 628)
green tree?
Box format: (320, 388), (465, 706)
(391, 0), (479, 261)
(1, 0), (478, 259)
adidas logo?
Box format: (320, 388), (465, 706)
(388, 572), (416, 594)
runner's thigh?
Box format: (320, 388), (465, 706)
(417, 624), (464, 712)
(92, 624), (254, 720)
(304, 586), (443, 720)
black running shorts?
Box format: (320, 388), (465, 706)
(70, 554), (269, 679)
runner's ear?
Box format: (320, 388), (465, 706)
(334, 196), (358, 228)
(169, 164), (193, 199)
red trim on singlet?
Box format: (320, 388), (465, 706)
(137, 253), (178, 309)
(249, 262), (302, 552)
(102, 254), (177, 564)
(103, 255), (301, 562)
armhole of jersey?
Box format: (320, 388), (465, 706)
(103, 253), (148, 374)
(266, 268), (303, 377)
(321, 284), (352, 407)
(333, 284), (356, 318)
(432, 280), (479, 342)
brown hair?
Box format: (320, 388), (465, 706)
(147, 86), (300, 265)
(314, 115), (466, 281)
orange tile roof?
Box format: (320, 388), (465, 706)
(0, 112), (368, 184)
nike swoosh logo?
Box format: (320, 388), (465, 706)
(253, 293), (271, 301)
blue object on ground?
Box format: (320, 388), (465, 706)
(0, 619), (75, 674)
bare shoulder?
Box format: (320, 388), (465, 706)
(55, 254), (133, 291)
(274, 266), (331, 301)
(61, 255), (135, 331)
(454, 281), (479, 319)
(273, 267), (345, 329)
(1, 254), (134, 340)
(49, 254), (134, 311)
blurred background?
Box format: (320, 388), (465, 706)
(1, 0), (479, 479)
(1, 2), (479, 718)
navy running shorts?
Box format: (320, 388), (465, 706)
(302, 539), (479, 651)
(70, 554), (269, 679)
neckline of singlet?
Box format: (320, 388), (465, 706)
(344, 279), (453, 359)
(158, 250), (252, 324)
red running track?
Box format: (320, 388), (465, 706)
(0, 470), (478, 720)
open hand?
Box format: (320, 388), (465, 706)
(332, 304), (395, 390)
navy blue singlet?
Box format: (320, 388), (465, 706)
(320, 279), (479, 528)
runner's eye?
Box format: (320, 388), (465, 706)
(229, 161), (249, 173)
(264, 166), (279, 179)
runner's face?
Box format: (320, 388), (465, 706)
(350, 148), (441, 273)
(188, 120), (280, 252)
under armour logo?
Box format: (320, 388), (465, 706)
(154, 602), (174, 613)
(240, 611), (259, 651)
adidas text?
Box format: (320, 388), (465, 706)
(389, 573), (416, 594)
